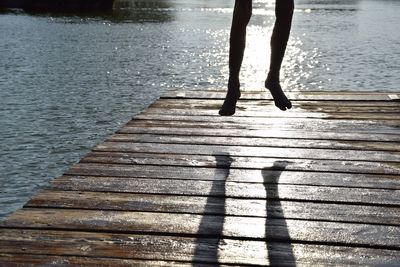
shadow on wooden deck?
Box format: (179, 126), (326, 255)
(264, 161), (296, 266)
(193, 153), (296, 266)
(193, 153), (232, 265)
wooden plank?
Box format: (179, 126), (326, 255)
(26, 190), (400, 225)
(93, 142), (400, 163)
(147, 99), (400, 113)
(163, 90), (395, 101)
(129, 117), (400, 132)
(66, 162), (400, 189)
(143, 110), (400, 120)
(0, 254), (195, 267)
(142, 108), (400, 120)
(150, 99), (400, 108)
(1, 229), (399, 265)
(81, 151), (400, 175)
(108, 133), (400, 152)
(147, 103), (400, 113)
(52, 175), (400, 206)
(0, 229), (265, 265)
(2, 209), (400, 248)
(118, 126), (400, 142)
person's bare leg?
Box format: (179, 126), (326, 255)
(265, 0), (294, 111)
(219, 0), (252, 116)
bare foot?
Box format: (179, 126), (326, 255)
(265, 79), (292, 111)
(219, 81), (241, 116)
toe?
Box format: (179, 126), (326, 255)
(219, 110), (234, 116)
(219, 105), (235, 116)
(275, 102), (287, 111)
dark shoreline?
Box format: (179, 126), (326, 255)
(0, 0), (115, 12)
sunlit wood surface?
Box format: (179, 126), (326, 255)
(1, 89), (400, 266)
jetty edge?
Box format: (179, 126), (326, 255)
(0, 89), (400, 265)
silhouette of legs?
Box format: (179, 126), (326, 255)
(265, 0), (294, 111)
(219, 0), (252, 116)
(193, 153), (232, 265)
(263, 161), (296, 266)
(219, 0), (293, 115)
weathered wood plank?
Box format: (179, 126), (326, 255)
(150, 98), (400, 109)
(163, 90), (397, 101)
(145, 103), (400, 114)
(82, 151), (400, 175)
(146, 100), (400, 120)
(0, 229), (264, 265)
(142, 108), (400, 120)
(144, 109), (399, 118)
(26, 190), (400, 225)
(128, 117), (400, 133)
(1, 229), (399, 265)
(0, 254), (195, 267)
(2, 209), (400, 248)
(118, 126), (400, 142)
(108, 133), (400, 152)
(52, 175), (400, 205)
(66, 161), (400, 189)
(93, 142), (400, 163)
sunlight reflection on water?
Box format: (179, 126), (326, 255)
(207, 5), (326, 91)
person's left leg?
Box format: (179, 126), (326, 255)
(265, 0), (294, 111)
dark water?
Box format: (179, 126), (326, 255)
(1, 0), (399, 219)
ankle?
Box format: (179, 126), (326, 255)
(227, 78), (240, 95)
(266, 73), (280, 84)
(228, 77), (240, 87)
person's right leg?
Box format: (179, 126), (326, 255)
(219, 0), (252, 116)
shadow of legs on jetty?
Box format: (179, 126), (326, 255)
(263, 161), (296, 266)
(193, 153), (232, 266)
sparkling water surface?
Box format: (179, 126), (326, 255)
(1, 0), (399, 219)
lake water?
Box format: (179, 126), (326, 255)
(0, 0), (399, 219)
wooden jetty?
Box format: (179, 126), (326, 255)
(1, 89), (400, 266)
